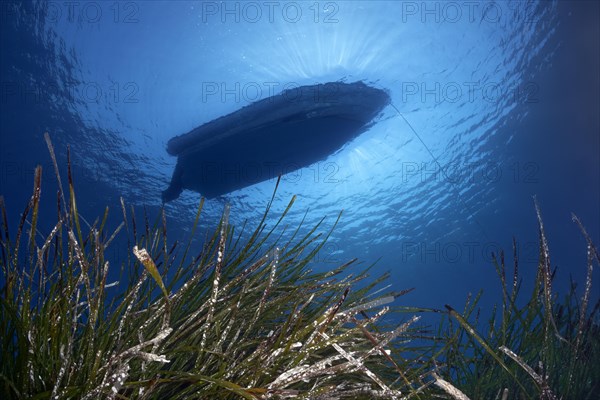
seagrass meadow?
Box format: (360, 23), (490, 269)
(1, 137), (599, 399)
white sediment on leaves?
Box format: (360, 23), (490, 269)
(499, 345), (542, 385)
(339, 296), (395, 317)
(200, 203), (230, 355)
(432, 372), (471, 400)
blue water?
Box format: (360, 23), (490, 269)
(1, 1), (598, 322)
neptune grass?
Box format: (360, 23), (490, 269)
(0, 134), (433, 399)
(1, 134), (598, 399)
(438, 201), (600, 399)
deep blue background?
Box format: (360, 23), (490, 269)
(1, 1), (598, 325)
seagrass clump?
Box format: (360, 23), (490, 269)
(437, 201), (600, 399)
(0, 135), (438, 399)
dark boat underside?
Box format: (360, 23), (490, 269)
(163, 81), (390, 202)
